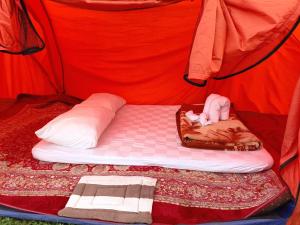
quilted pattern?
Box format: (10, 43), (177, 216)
(33, 105), (274, 173)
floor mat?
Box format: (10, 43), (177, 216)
(0, 95), (291, 224)
(0, 205), (289, 225)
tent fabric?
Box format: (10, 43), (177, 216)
(280, 77), (300, 225)
(0, 204), (291, 225)
(188, 0), (300, 82)
(287, 200), (300, 224)
(280, 76), (300, 199)
(51, 0), (185, 11)
(203, 31), (300, 115)
(0, 0), (44, 54)
(287, 201), (300, 225)
(1, 0), (300, 114)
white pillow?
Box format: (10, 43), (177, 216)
(35, 103), (115, 149)
(82, 93), (126, 112)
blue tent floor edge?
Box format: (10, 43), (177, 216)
(0, 200), (295, 225)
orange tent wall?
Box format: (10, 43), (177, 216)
(1, 0), (300, 115)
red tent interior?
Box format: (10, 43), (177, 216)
(2, 0), (300, 114)
(1, 0), (300, 224)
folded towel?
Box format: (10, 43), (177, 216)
(186, 94), (230, 126)
(58, 176), (157, 224)
(186, 110), (213, 126)
(203, 93), (230, 124)
(177, 104), (262, 151)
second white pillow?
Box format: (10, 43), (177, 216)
(82, 93), (126, 112)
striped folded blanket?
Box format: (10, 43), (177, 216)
(58, 176), (157, 224)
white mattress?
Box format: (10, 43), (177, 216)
(32, 105), (274, 173)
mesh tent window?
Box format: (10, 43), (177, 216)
(0, 0), (44, 55)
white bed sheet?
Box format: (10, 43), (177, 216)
(32, 105), (274, 173)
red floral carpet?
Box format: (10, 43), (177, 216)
(0, 95), (290, 224)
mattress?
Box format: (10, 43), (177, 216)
(32, 105), (274, 173)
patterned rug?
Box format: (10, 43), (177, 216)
(0, 95), (291, 224)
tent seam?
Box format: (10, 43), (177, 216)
(39, 0), (66, 95)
